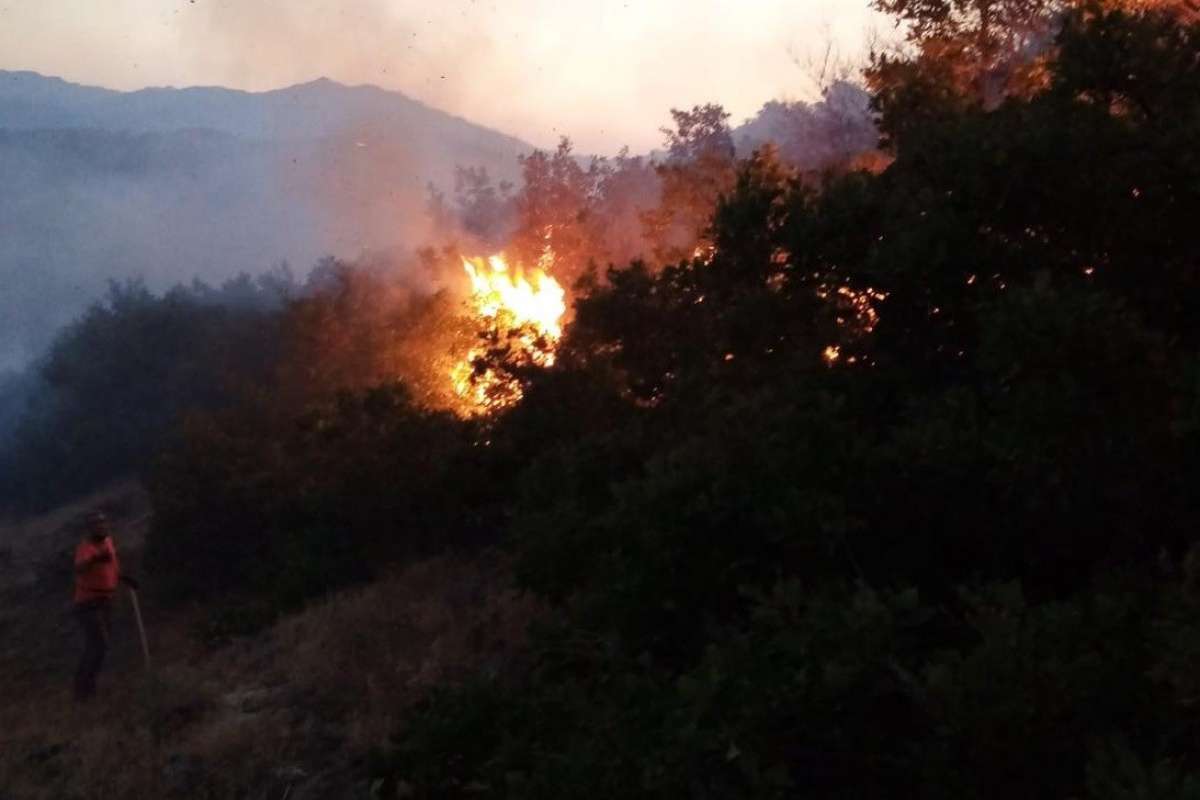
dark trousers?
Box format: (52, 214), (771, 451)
(74, 597), (113, 701)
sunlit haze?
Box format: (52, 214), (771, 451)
(0, 0), (888, 153)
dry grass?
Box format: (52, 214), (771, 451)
(274, 552), (541, 751)
(1, 484), (541, 800)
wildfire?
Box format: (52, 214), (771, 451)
(451, 254), (567, 414)
(462, 255), (565, 340)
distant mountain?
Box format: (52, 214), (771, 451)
(0, 71), (532, 161)
(0, 71), (536, 369)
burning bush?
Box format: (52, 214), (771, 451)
(450, 254), (567, 415)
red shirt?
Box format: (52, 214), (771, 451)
(74, 536), (119, 604)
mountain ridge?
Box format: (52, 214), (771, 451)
(0, 69), (536, 151)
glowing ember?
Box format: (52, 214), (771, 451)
(815, 283), (887, 368)
(451, 254), (566, 414)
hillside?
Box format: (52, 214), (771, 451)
(2, 4), (1198, 797)
(0, 482), (538, 799)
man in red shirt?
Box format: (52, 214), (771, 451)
(73, 510), (137, 701)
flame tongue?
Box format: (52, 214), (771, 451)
(452, 254), (567, 414)
(463, 255), (566, 343)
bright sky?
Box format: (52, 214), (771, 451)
(0, 0), (889, 154)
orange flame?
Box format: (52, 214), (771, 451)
(451, 254), (566, 414)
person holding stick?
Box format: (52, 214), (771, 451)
(72, 510), (140, 702)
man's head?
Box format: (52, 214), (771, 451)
(85, 511), (111, 542)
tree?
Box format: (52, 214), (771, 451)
(377, 8), (1200, 795)
(508, 138), (605, 277)
(870, 0), (1063, 109)
(737, 82), (881, 173)
(641, 104), (738, 264)
(0, 275), (285, 511)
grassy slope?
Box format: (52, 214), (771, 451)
(0, 483), (539, 799)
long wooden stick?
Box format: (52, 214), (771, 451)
(128, 588), (151, 670)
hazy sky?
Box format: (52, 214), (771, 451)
(0, 0), (888, 153)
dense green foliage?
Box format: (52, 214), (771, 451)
(147, 382), (484, 606)
(135, 4), (1200, 795)
(0, 273), (291, 511)
(366, 7), (1200, 797)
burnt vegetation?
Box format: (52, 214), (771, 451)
(2, 2), (1200, 797)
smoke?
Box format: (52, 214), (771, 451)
(0, 368), (37, 446)
(0, 129), (325, 371)
(0, 63), (534, 371)
(178, 0), (886, 156)
(183, 0), (502, 120)
(186, 1), (417, 91)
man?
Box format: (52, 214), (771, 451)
(73, 510), (137, 701)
